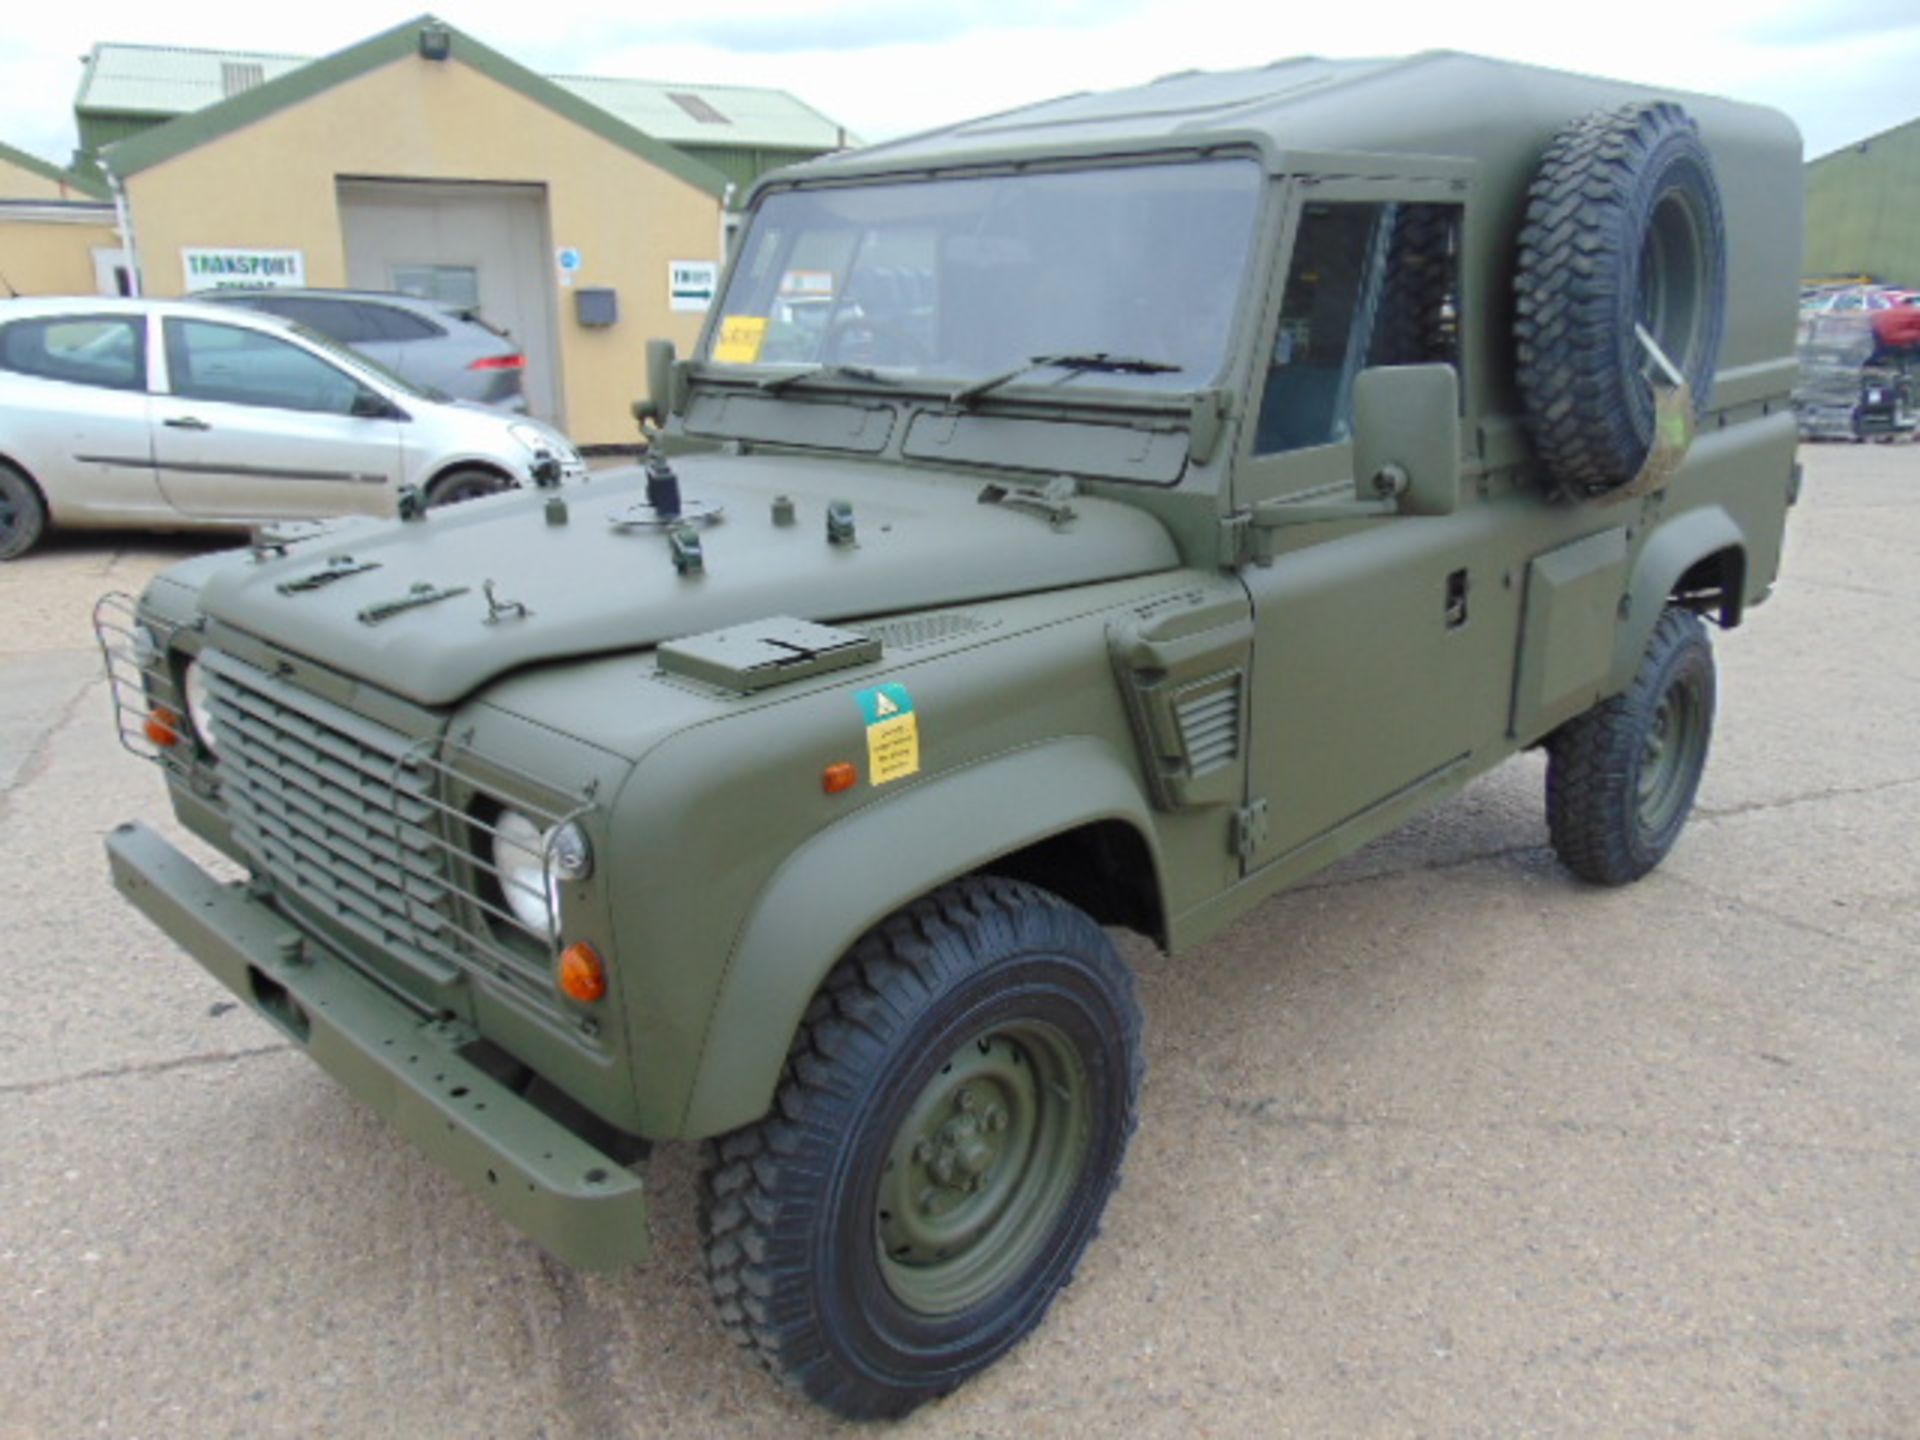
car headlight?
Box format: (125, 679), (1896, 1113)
(491, 809), (593, 936)
(182, 658), (219, 756)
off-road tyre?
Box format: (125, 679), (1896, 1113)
(700, 876), (1144, 1421)
(0, 461), (48, 561)
(1373, 203), (1460, 370)
(1547, 606), (1716, 885)
(424, 467), (511, 507)
(1514, 102), (1727, 499)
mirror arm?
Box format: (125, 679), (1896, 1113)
(1248, 466), (1409, 530)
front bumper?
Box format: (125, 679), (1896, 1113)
(106, 821), (650, 1270)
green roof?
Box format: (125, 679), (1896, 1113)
(78, 34), (852, 155)
(0, 137), (108, 198)
(98, 16), (733, 199)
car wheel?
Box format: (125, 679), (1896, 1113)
(424, 467), (511, 507)
(701, 875), (1144, 1420)
(1546, 606), (1716, 885)
(0, 462), (49, 561)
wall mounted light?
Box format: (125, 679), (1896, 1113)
(419, 23), (452, 61)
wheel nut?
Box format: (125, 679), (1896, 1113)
(913, 1141), (933, 1164)
(985, 1107), (1007, 1132)
(956, 1089), (976, 1113)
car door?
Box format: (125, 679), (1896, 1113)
(0, 311), (164, 523)
(153, 316), (405, 522)
(1237, 181), (1519, 872)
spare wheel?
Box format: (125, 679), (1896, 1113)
(1513, 101), (1727, 499)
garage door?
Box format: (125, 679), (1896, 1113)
(337, 179), (562, 423)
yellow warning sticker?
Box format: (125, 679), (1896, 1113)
(857, 684), (920, 785)
(712, 315), (768, 364)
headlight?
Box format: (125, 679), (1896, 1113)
(182, 658), (218, 756)
(490, 810), (593, 936)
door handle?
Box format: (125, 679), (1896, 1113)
(163, 416), (211, 431)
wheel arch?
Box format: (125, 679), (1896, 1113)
(424, 458), (517, 498)
(1610, 505), (1746, 691)
(678, 735), (1165, 1139)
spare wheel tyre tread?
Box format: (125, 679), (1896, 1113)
(1514, 101), (1726, 499)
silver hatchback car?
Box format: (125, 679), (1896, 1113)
(0, 297), (585, 560)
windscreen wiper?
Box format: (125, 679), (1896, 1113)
(758, 363), (900, 395)
(949, 352), (1182, 406)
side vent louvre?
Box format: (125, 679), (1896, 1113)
(1174, 673), (1242, 776)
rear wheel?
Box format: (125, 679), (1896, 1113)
(0, 462), (48, 561)
(1546, 606), (1716, 884)
(424, 467), (510, 507)
(701, 876), (1143, 1420)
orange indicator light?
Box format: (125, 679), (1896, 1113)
(145, 706), (183, 748)
(557, 942), (608, 1003)
(822, 762), (858, 794)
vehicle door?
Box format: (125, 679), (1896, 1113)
(0, 311), (164, 522)
(1237, 178), (1519, 872)
(153, 316), (404, 522)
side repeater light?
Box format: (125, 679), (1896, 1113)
(822, 762), (858, 794)
(145, 706), (184, 749)
(557, 942), (608, 1003)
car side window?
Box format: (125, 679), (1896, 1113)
(261, 298), (375, 343)
(0, 315), (146, 392)
(164, 318), (365, 416)
(1255, 201), (1461, 455)
(359, 304), (441, 341)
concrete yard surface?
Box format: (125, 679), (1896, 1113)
(2, 444), (1916, 1438)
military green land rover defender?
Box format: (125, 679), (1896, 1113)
(100, 53), (1801, 1419)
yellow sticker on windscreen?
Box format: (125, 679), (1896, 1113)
(713, 315), (769, 364)
(857, 684), (920, 785)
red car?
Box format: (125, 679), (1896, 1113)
(1804, 286), (1920, 356)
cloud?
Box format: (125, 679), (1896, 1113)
(545, 1), (1143, 57)
(1742, 0), (1920, 47)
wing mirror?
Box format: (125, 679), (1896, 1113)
(1351, 364), (1460, 516)
(351, 387), (403, 421)
(1248, 364), (1461, 547)
(633, 338), (680, 426)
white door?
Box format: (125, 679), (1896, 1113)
(337, 179), (561, 423)
(91, 248), (133, 297)
(154, 317), (403, 522)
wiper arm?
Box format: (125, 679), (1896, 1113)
(949, 352), (1182, 406)
(757, 363), (899, 395)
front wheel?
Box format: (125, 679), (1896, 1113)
(1546, 606), (1716, 884)
(423, 467), (511, 507)
(701, 876), (1144, 1420)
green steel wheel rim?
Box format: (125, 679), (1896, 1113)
(875, 1020), (1091, 1317)
(1636, 667), (1708, 835)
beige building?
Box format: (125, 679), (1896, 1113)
(0, 140), (122, 297)
(79, 18), (763, 444)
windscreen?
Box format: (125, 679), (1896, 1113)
(706, 158), (1264, 392)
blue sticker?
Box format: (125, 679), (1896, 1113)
(855, 683), (914, 725)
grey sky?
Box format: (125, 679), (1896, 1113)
(2, 1), (1914, 172)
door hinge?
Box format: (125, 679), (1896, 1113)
(1232, 798), (1269, 861)
(1221, 510), (1271, 570)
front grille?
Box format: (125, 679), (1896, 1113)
(201, 650), (588, 1015)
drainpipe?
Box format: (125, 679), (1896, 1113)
(98, 152), (141, 297)
(719, 182), (737, 261)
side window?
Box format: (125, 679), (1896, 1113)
(359, 304), (441, 341)
(264, 298), (373, 343)
(164, 319), (364, 415)
(0, 315), (146, 392)
(1255, 201), (1461, 455)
